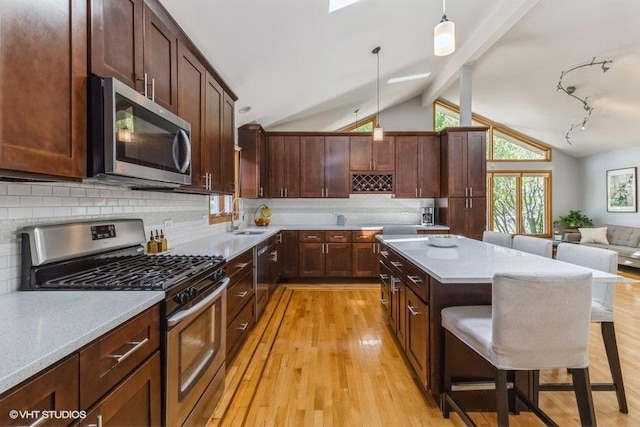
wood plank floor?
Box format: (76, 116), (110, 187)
(208, 270), (640, 426)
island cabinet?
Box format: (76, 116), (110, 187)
(439, 128), (488, 239)
(238, 124), (268, 198)
(298, 231), (352, 277)
(394, 134), (440, 199)
(90, 0), (178, 112)
(349, 135), (395, 171)
(226, 249), (256, 362)
(300, 136), (350, 198)
(0, 0), (87, 180)
(0, 305), (161, 427)
(378, 245), (430, 390)
(351, 230), (381, 278)
(267, 136), (300, 198)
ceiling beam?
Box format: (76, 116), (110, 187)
(421, 0), (541, 106)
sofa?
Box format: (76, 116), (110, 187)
(565, 224), (640, 268)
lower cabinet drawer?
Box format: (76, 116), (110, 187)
(226, 299), (255, 362)
(227, 268), (255, 326)
(0, 355), (79, 427)
(79, 352), (161, 427)
(404, 262), (429, 302)
(79, 305), (160, 409)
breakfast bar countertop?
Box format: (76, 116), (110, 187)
(376, 234), (631, 284)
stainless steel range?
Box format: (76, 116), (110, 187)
(20, 219), (228, 427)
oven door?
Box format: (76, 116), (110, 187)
(165, 278), (228, 427)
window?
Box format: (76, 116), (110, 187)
(209, 147), (241, 225)
(488, 171), (551, 236)
(340, 116), (377, 132)
(434, 99), (551, 161)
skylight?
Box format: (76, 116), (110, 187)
(329, 0), (361, 13)
(387, 72), (431, 84)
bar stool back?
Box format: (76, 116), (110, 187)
(512, 235), (552, 258)
(482, 230), (512, 248)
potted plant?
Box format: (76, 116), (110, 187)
(553, 210), (593, 231)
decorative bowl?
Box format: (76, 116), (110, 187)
(427, 234), (458, 247)
(254, 217), (270, 227)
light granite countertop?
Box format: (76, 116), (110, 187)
(0, 291), (163, 395)
(377, 235), (628, 284)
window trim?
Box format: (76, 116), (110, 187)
(434, 98), (552, 161)
(487, 170), (553, 237)
(340, 115), (378, 132)
(209, 147), (241, 225)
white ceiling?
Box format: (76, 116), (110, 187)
(159, 0), (640, 158)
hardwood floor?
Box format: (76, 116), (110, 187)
(209, 271), (640, 426)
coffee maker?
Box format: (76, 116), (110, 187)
(421, 207), (434, 226)
(420, 207), (435, 225)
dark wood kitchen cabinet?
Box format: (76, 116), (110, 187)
(440, 128), (487, 199)
(300, 135), (350, 198)
(405, 287), (429, 389)
(221, 92), (236, 194)
(281, 231), (299, 278)
(0, 0), (87, 180)
(298, 231), (352, 277)
(176, 40), (206, 191)
(226, 249), (255, 362)
(91, 0), (178, 112)
(268, 135), (300, 198)
(395, 134), (440, 198)
(444, 196), (487, 241)
(349, 135), (395, 172)
(238, 124), (268, 198)
(0, 355), (79, 427)
(351, 230), (381, 278)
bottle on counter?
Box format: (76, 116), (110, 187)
(155, 230), (162, 253)
(160, 229), (168, 252)
(146, 231), (157, 254)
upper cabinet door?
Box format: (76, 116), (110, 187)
(466, 131), (487, 198)
(417, 135), (440, 198)
(394, 136), (419, 198)
(0, 0), (87, 179)
(221, 93), (236, 194)
(143, 4), (178, 112)
(324, 136), (350, 198)
(90, 0), (144, 91)
(177, 41), (206, 191)
(372, 136), (395, 171)
(203, 72), (223, 193)
(350, 136), (373, 171)
(300, 136), (325, 198)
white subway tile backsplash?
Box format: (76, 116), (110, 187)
(9, 207), (32, 219)
(70, 187), (86, 197)
(31, 185), (53, 196)
(0, 208), (7, 219)
(54, 207), (72, 217)
(0, 183), (7, 195)
(20, 196), (44, 207)
(87, 207), (101, 215)
(45, 196), (63, 206)
(100, 207), (113, 215)
(0, 196), (20, 207)
(8, 184), (31, 196)
(33, 207), (54, 218)
(62, 197), (79, 206)
(52, 186), (71, 197)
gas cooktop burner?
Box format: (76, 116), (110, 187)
(42, 254), (224, 291)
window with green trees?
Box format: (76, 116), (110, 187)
(341, 117), (376, 132)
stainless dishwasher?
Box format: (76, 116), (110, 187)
(255, 242), (269, 318)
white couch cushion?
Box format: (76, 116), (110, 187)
(579, 227), (609, 244)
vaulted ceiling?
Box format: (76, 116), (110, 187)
(160, 0), (640, 158)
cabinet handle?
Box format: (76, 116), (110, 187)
(237, 322), (249, 331)
(379, 273), (388, 281)
(419, 188), (422, 198)
(86, 415), (103, 427)
(307, 235), (320, 239)
(369, 160), (372, 170)
(407, 275), (422, 285)
(269, 250), (278, 262)
(280, 188), (283, 197)
(138, 73), (148, 97)
(470, 197), (473, 208)
(465, 198), (469, 209)
(415, 188), (418, 197)
(110, 338), (149, 364)
(277, 233), (283, 243)
(464, 187), (468, 197)
(469, 187), (473, 197)
(390, 276), (400, 293)
(373, 160), (376, 170)
(379, 250), (389, 258)
(236, 291), (248, 298)
(151, 78), (155, 102)
(259, 187), (263, 197)
(325, 243), (329, 253)
(325, 188), (328, 198)
(372, 244), (376, 253)
(27, 415), (49, 427)
(285, 188), (288, 197)
(321, 243), (325, 254)
(390, 261), (403, 269)
(235, 262), (250, 268)
(407, 305), (421, 316)
(380, 298), (388, 306)
(331, 235), (345, 239)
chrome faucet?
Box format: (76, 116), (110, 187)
(229, 198), (244, 232)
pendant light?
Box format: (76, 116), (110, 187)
(372, 46), (384, 141)
(434, 0), (455, 56)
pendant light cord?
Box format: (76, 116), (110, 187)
(372, 46), (381, 124)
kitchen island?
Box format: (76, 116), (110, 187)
(376, 234), (627, 410)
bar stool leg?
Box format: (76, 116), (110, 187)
(601, 322), (628, 413)
(495, 369), (509, 426)
(570, 368), (597, 427)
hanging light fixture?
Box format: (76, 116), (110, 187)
(372, 46), (384, 141)
(434, 0), (455, 56)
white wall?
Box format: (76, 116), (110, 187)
(0, 182), (227, 295)
(579, 146), (640, 226)
(379, 96), (434, 131)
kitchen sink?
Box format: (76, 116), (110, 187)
(234, 230), (267, 235)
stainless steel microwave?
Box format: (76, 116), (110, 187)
(87, 75), (192, 188)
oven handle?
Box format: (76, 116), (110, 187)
(172, 129), (192, 174)
(167, 278), (228, 328)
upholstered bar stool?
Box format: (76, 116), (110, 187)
(512, 235), (553, 257)
(441, 272), (596, 426)
(538, 243), (627, 413)
(482, 230), (512, 248)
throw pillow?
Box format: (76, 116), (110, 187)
(579, 227), (609, 244)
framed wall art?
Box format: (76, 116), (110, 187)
(607, 167), (637, 212)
